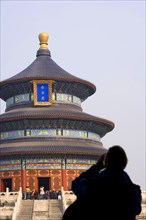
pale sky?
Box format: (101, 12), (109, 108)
(0, 1), (145, 190)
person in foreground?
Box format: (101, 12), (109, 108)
(62, 145), (142, 220)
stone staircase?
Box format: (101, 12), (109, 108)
(48, 199), (63, 220)
(15, 199), (63, 220)
(33, 200), (49, 220)
(16, 200), (34, 220)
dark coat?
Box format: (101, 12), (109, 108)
(62, 168), (142, 220)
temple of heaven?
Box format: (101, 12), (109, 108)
(0, 33), (114, 192)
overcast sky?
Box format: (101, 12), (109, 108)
(0, 1), (145, 190)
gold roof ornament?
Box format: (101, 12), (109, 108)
(38, 32), (49, 50)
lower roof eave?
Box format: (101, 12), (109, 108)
(0, 148), (107, 157)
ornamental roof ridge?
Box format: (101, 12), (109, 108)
(0, 33), (96, 99)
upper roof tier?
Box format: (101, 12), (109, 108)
(0, 33), (96, 101)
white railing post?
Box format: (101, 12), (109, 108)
(6, 187), (9, 201)
(61, 187), (67, 212)
(12, 187), (22, 220)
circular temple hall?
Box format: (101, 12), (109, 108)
(0, 33), (114, 193)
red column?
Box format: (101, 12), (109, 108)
(21, 170), (26, 192)
(61, 169), (67, 190)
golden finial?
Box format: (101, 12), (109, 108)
(38, 32), (49, 50)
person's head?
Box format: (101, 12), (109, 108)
(105, 145), (128, 171)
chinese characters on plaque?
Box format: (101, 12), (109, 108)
(33, 80), (53, 106)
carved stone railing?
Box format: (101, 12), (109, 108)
(12, 187), (22, 220)
(61, 187), (76, 212)
(0, 188), (18, 204)
(0, 187), (19, 220)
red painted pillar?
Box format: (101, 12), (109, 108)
(61, 169), (67, 190)
(21, 170), (26, 192)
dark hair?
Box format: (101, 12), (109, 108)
(105, 145), (128, 170)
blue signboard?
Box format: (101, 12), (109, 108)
(37, 84), (49, 102)
(33, 80), (53, 106)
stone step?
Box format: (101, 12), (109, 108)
(19, 212), (33, 215)
(19, 210), (33, 214)
(15, 200), (34, 220)
(48, 200), (63, 220)
(33, 217), (49, 220)
(22, 200), (34, 203)
(49, 213), (62, 216)
(49, 219), (63, 220)
(15, 216), (32, 220)
(15, 199), (63, 220)
(19, 208), (33, 211)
